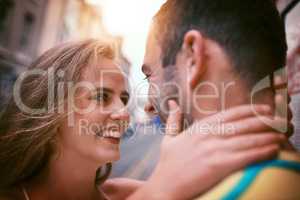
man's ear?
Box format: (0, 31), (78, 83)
(182, 30), (206, 89)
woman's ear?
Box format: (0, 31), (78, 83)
(182, 30), (206, 89)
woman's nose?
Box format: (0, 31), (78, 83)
(110, 109), (130, 121)
(110, 100), (130, 122)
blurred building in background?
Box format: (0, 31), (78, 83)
(0, 0), (130, 109)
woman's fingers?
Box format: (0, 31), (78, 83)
(165, 100), (183, 137)
(226, 115), (289, 136)
(189, 115), (290, 138)
(227, 144), (280, 171)
(223, 133), (285, 151)
(186, 105), (273, 138)
(102, 178), (144, 200)
(185, 112), (289, 139)
(203, 104), (272, 124)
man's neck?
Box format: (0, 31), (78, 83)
(191, 79), (276, 120)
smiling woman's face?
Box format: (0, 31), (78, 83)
(59, 57), (130, 164)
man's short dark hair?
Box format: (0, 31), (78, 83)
(153, 0), (287, 86)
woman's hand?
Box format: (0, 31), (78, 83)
(128, 100), (288, 200)
(102, 178), (144, 200)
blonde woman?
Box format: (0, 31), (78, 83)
(0, 39), (287, 200)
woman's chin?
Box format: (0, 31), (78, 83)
(104, 152), (120, 163)
(92, 134), (122, 163)
(94, 148), (120, 163)
(111, 154), (120, 162)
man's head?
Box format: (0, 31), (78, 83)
(143, 0), (287, 122)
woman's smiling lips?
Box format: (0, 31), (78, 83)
(103, 136), (120, 145)
(95, 131), (121, 145)
(95, 126), (123, 145)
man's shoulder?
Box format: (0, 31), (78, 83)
(196, 151), (300, 200)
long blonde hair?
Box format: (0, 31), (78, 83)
(0, 39), (118, 190)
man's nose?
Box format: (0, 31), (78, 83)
(144, 101), (156, 115)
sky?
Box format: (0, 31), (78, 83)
(86, 0), (165, 83)
(85, 0), (166, 120)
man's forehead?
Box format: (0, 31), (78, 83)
(144, 30), (162, 67)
